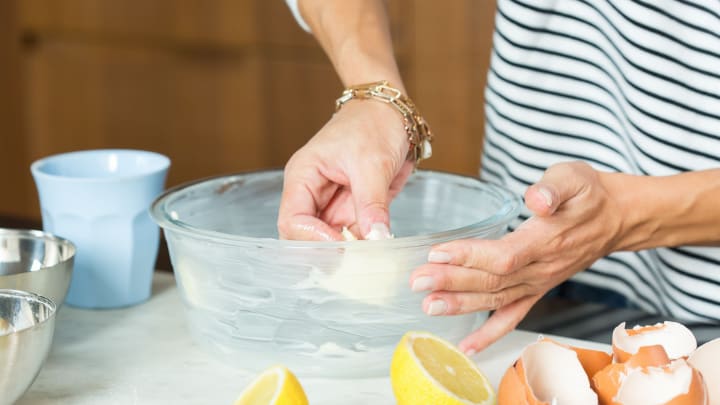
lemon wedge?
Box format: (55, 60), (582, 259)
(391, 331), (496, 405)
(234, 366), (308, 405)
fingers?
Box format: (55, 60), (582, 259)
(278, 98), (411, 241)
(410, 162), (603, 354)
(458, 294), (541, 354)
(524, 161), (593, 217)
(278, 163), (343, 241)
(278, 214), (343, 241)
(421, 284), (531, 316)
(388, 160), (415, 199)
(410, 264), (519, 293)
(348, 158), (396, 238)
(428, 232), (537, 275)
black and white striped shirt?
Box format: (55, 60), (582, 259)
(286, 0), (720, 322)
(483, 0), (720, 322)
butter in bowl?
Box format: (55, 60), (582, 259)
(151, 169), (521, 378)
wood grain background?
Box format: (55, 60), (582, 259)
(0, 0), (497, 222)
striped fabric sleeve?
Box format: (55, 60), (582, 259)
(481, 0), (720, 322)
(285, 0), (312, 32)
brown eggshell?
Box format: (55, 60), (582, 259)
(664, 366), (706, 405)
(612, 321), (696, 362)
(624, 344), (671, 368)
(535, 337), (611, 380)
(592, 362), (625, 405)
(592, 345), (671, 405)
(626, 324), (665, 336)
(571, 345), (613, 379)
(498, 338), (599, 405)
(594, 345), (706, 405)
(689, 337), (720, 405)
(498, 359), (542, 405)
(497, 362), (524, 405)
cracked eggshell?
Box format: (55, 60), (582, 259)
(688, 337), (720, 405)
(497, 359), (534, 404)
(497, 338), (608, 404)
(593, 345), (706, 405)
(612, 321), (697, 362)
(571, 342), (614, 380)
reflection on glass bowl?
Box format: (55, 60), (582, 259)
(151, 170), (520, 378)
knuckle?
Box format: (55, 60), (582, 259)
(564, 160), (592, 178)
(457, 294), (495, 314)
(494, 254), (517, 274)
(489, 292), (506, 310)
(433, 271), (452, 291)
(447, 299), (462, 315)
(520, 283), (533, 298)
(569, 160), (591, 171)
(462, 242), (482, 268)
(362, 152), (398, 180)
(480, 274), (503, 292)
(551, 233), (567, 252)
(489, 239), (521, 273)
(555, 160), (577, 171)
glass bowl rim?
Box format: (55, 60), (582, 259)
(150, 169), (521, 249)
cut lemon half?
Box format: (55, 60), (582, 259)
(391, 331), (496, 405)
(234, 366), (308, 405)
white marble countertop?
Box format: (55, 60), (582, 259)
(20, 273), (609, 404)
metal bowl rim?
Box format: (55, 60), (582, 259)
(0, 288), (57, 334)
(0, 228), (76, 265)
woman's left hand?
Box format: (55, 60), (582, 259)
(409, 161), (627, 355)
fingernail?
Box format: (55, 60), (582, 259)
(427, 300), (447, 316)
(411, 276), (435, 292)
(365, 223), (392, 240)
(428, 250), (452, 264)
(538, 187), (553, 207)
(464, 349), (477, 357)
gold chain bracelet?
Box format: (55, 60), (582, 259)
(335, 80), (433, 165)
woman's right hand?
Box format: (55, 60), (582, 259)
(278, 99), (414, 241)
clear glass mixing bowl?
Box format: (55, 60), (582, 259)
(151, 170), (520, 377)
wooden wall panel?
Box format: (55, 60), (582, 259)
(2, 0), (498, 222)
(0, 1), (31, 219)
(261, 56), (342, 167)
(256, 1), (322, 48)
(413, 0), (497, 176)
(23, 41), (267, 192)
(19, 0), (258, 47)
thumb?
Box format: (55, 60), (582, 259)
(524, 162), (590, 217)
(349, 162), (394, 239)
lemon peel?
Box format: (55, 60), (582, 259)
(234, 366), (308, 405)
(391, 331), (496, 405)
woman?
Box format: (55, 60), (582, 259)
(279, 0), (720, 355)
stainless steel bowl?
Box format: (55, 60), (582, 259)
(0, 229), (75, 306)
(0, 289), (57, 405)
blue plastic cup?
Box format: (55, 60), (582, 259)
(31, 149), (170, 308)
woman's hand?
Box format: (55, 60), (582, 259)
(409, 161), (626, 354)
(278, 100), (414, 241)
